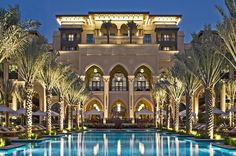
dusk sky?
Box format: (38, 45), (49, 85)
(0, 0), (227, 43)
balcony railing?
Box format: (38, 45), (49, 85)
(94, 36), (144, 44)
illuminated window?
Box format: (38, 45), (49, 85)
(134, 72), (149, 91)
(89, 69), (103, 91)
(68, 34), (74, 41)
(163, 47), (170, 51)
(111, 73), (127, 91)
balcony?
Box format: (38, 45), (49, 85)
(94, 36), (144, 44)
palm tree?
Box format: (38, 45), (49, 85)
(55, 70), (74, 131)
(179, 27), (226, 138)
(38, 53), (68, 132)
(0, 79), (17, 126)
(0, 6), (39, 63)
(102, 20), (112, 44)
(153, 85), (166, 129)
(162, 69), (185, 132)
(127, 20), (137, 44)
(78, 91), (90, 128)
(226, 80), (236, 127)
(14, 36), (48, 138)
(175, 55), (201, 134)
(216, 0), (236, 69)
(65, 76), (85, 130)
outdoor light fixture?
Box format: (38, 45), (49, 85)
(140, 68), (144, 73)
(94, 68), (98, 73)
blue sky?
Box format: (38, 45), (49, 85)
(0, 0), (227, 43)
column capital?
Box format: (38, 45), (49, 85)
(103, 75), (110, 82)
(128, 75), (135, 81)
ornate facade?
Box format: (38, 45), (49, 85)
(53, 12), (184, 122)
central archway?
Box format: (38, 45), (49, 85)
(110, 100), (128, 119)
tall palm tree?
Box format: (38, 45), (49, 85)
(102, 20), (112, 44)
(0, 79), (17, 126)
(163, 69), (185, 132)
(55, 70), (74, 131)
(226, 80), (236, 127)
(153, 85), (166, 129)
(180, 27), (226, 138)
(174, 55), (201, 134)
(127, 20), (137, 44)
(14, 36), (48, 138)
(65, 76), (85, 130)
(78, 91), (90, 128)
(0, 6), (39, 63)
(38, 53), (69, 132)
(216, 0), (236, 69)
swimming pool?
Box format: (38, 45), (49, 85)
(1, 130), (236, 156)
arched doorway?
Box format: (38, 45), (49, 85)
(110, 65), (128, 91)
(110, 100), (128, 119)
(134, 98), (154, 120)
(84, 99), (103, 122)
(134, 65), (153, 91)
(85, 65), (104, 91)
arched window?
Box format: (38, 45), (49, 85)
(111, 73), (127, 91)
(134, 73), (149, 91)
(89, 71), (103, 91)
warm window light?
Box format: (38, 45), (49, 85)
(94, 68), (98, 73)
(68, 34), (74, 41)
(117, 103), (121, 112)
(140, 68), (144, 73)
(93, 104), (100, 111)
(138, 104), (145, 111)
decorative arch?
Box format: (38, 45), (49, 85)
(84, 97), (103, 112)
(134, 97), (154, 112)
(120, 24), (128, 36)
(134, 64), (154, 75)
(85, 65), (104, 91)
(109, 64), (129, 91)
(85, 64), (104, 74)
(134, 65), (153, 91)
(110, 99), (128, 119)
(101, 23), (118, 36)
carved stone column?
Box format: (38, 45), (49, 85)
(220, 81), (226, 112)
(128, 75), (135, 123)
(103, 76), (110, 124)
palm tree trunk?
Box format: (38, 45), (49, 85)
(166, 94), (171, 129)
(76, 106), (80, 128)
(80, 101), (84, 128)
(174, 100), (180, 131)
(59, 96), (64, 131)
(67, 105), (71, 130)
(5, 97), (9, 127)
(205, 87), (214, 139)
(160, 101), (163, 129)
(186, 93), (193, 134)
(25, 82), (33, 138)
(46, 89), (52, 132)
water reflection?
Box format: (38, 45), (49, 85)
(1, 131), (236, 156)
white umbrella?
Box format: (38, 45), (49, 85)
(0, 105), (15, 113)
(84, 109), (102, 117)
(213, 108), (224, 115)
(51, 111), (59, 117)
(33, 110), (46, 116)
(136, 108), (153, 116)
(16, 108), (26, 115)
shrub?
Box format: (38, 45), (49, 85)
(194, 133), (210, 139)
(225, 138), (236, 146)
(42, 130), (57, 136)
(19, 133), (42, 140)
(213, 134), (222, 140)
(0, 138), (11, 147)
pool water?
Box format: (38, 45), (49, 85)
(1, 130), (236, 156)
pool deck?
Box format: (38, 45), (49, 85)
(0, 143), (26, 150)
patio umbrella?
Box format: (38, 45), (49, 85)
(213, 108), (224, 115)
(51, 111), (59, 117)
(136, 108), (153, 116)
(33, 110), (46, 116)
(0, 105), (15, 113)
(84, 109), (103, 117)
(16, 108), (26, 115)
(179, 110), (196, 117)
